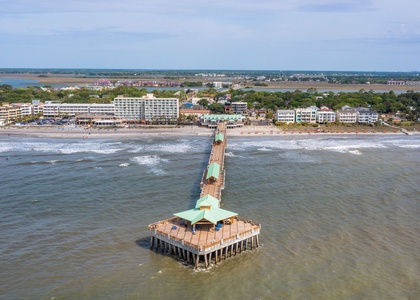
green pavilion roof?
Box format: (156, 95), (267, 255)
(174, 207), (237, 225)
(195, 194), (220, 209)
(206, 162), (220, 180)
(203, 114), (244, 121)
(215, 133), (224, 142)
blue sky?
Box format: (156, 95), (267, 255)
(0, 0), (419, 71)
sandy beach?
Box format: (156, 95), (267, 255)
(1, 125), (416, 139)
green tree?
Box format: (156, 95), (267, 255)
(197, 99), (209, 107)
(209, 103), (224, 114)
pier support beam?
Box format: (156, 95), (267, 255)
(150, 236), (154, 250)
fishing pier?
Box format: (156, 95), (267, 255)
(148, 122), (261, 269)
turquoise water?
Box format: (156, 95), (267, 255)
(1, 134), (419, 299)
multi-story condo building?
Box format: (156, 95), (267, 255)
(0, 102), (45, 124)
(295, 108), (317, 123)
(336, 110), (358, 123)
(11, 103), (32, 117)
(275, 110), (295, 124)
(230, 101), (248, 115)
(0, 104), (9, 124)
(0, 103), (22, 124)
(33, 102), (44, 115)
(43, 102), (114, 117)
(354, 107), (378, 124)
(316, 110), (336, 123)
(113, 94), (179, 122)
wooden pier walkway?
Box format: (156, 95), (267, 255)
(200, 122), (226, 200)
(149, 122), (261, 269)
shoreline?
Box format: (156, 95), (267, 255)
(1, 125), (417, 139)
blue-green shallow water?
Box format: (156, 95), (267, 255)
(0, 134), (419, 299)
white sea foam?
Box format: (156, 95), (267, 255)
(258, 147), (272, 152)
(119, 163), (130, 167)
(127, 145), (146, 153)
(148, 142), (193, 153)
(46, 160), (60, 164)
(297, 139), (387, 154)
(90, 149), (125, 154)
(228, 137), (392, 155)
(228, 139), (300, 151)
(127, 141), (194, 154)
(0, 141), (125, 154)
(131, 155), (168, 175)
(399, 145), (420, 149)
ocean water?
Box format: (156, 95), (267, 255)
(0, 134), (419, 299)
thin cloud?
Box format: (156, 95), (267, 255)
(299, 0), (373, 12)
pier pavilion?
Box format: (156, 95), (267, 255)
(149, 121), (261, 269)
(200, 114), (245, 128)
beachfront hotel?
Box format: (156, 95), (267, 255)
(43, 102), (115, 118)
(113, 94), (179, 123)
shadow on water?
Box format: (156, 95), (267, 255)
(135, 236), (151, 250)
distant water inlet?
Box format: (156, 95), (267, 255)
(149, 122), (261, 268)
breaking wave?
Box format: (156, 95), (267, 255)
(131, 155), (169, 175)
(0, 141), (125, 154)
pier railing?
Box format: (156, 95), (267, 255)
(149, 224), (261, 255)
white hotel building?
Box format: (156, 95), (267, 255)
(113, 94), (179, 122)
(43, 102), (115, 117)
